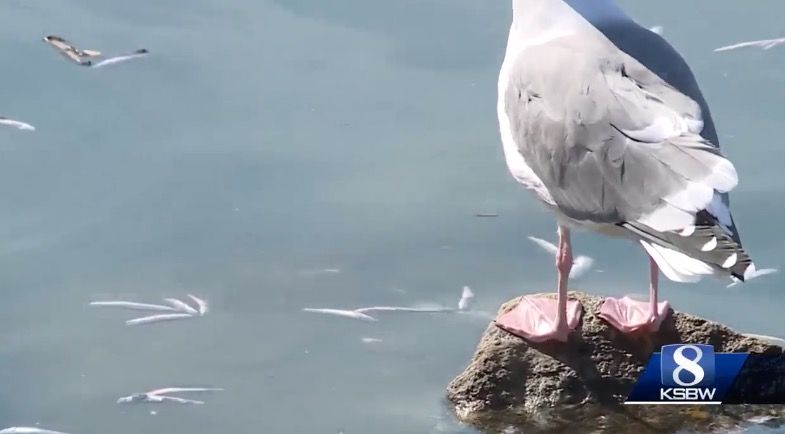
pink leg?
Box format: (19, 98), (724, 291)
(495, 226), (582, 342)
(599, 256), (671, 333)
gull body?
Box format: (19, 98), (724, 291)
(126, 313), (195, 326)
(0, 117), (35, 131)
(494, 0), (756, 342)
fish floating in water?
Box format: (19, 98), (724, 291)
(0, 117), (35, 131)
(303, 286), (477, 322)
(0, 428), (71, 434)
(117, 387), (224, 405)
(42, 35), (100, 66)
(527, 236), (595, 279)
(42, 35), (148, 68)
(91, 49), (149, 68)
(90, 294), (209, 325)
(714, 37), (785, 52)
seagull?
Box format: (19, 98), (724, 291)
(494, 0), (756, 342)
(715, 37), (785, 53)
(90, 49), (149, 68)
(528, 236), (595, 279)
(0, 428), (71, 434)
(125, 313), (195, 326)
(42, 35), (100, 66)
(117, 387), (224, 404)
(0, 117), (35, 131)
(89, 301), (178, 312)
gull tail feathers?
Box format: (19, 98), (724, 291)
(622, 210), (753, 283)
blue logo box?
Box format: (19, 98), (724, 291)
(660, 344), (716, 388)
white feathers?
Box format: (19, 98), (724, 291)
(700, 237), (718, 252)
(458, 286), (475, 311)
(637, 203), (694, 232)
(640, 240), (714, 283)
(679, 226), (696, 237)
(722, 253), (738, 269)
(89, 295), (210, 325)
(715, 37), (785, 52)
(727, 263), (780, 287)
(527, 236), (595, 279)
(0, 117), (36, 131)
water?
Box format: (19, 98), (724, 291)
(1, 0), (783, 433)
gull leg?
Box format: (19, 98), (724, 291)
(495, 225), (582, 342)
(599, 254), (670, 333)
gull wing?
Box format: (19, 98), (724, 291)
(125, 313), (194, 326)
(89, 301), (178, 312)
(187, 294), (209, 315)
(302, 308), (378, 321)
(163, 298), (199, 315)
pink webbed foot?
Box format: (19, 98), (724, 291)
(599, 296), (671, 333)
(495, 294), (582, 343)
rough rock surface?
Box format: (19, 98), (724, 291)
(447, 292), (785, 434)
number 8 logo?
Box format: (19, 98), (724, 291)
(672, 345), (705, 387)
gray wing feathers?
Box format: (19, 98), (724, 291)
(505, 36), (737, 232)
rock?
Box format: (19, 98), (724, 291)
(447, 292), (785, 434)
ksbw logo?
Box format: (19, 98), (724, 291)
(659, 344), (717, 402)
(626, 344), (747, 405)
